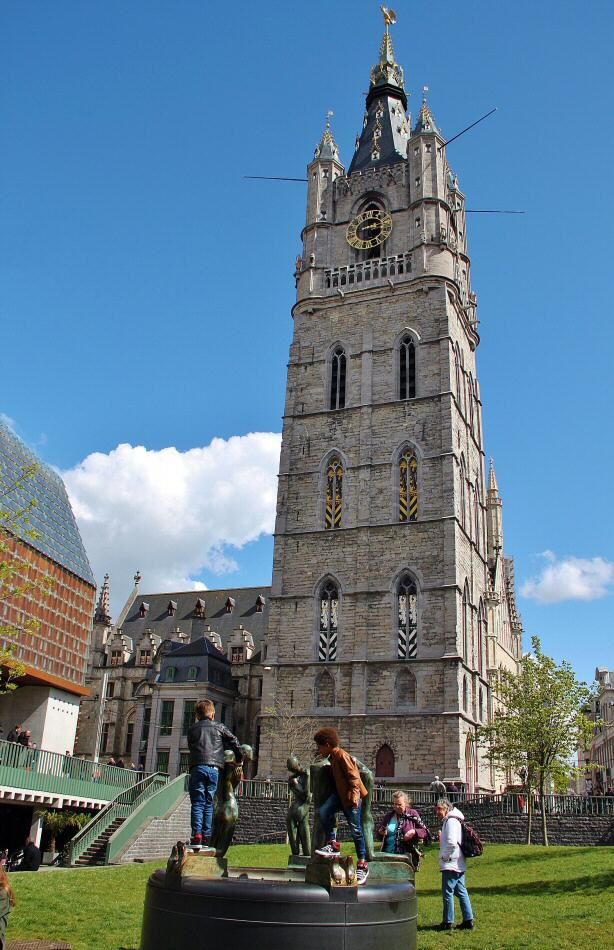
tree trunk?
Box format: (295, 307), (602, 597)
(539, 776), (548, 846)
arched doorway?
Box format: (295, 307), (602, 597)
(375, 744), (395, 778)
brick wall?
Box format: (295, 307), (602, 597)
(233, 797), (614, 848)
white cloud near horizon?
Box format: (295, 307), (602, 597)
(62, 434), (281, 613)
(521, 551), (614, 604)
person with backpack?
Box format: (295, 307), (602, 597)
(435, 798), (475, 931)
(376, 790), (431, 871)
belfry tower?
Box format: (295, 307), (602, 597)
(259, 12), (521, 789)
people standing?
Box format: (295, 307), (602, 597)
(187, 699), (243, 849)
(436, 798), (475, 931)
(18, 839), (41, 872)
(6, 726), (21, 743)
(376, 790), (429, 870)
(313, 727), (370, 885)
(0, 867), (14, 950)
(430, 775), (447, 798)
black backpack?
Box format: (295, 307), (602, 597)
(452, 816), (484, 858)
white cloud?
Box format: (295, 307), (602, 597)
(521, 553), (614, 604)
(62, 434), (281, 614)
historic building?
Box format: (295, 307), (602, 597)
(77, 11), (522, 789)
(76, 575), (269, 775)
(0, 422), (96, 753)
(578, 667), (614, 794)
(257, 13), (522, 789)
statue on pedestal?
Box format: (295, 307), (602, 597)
(286, 755), (311, 856)
(210, 744), (253, 858)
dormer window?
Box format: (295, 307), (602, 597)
(231, 646), (244, 664)
(165, 666), (176, 682)
(225, 597), (235, 615)
(255, 595), (266, 613)
(194, 598), (206, 619)
(139, 649), (152, 666)
(187, 666), (198, 681)
(110, 649), (123, 667)
(138, 602), (149, 619)
(167, 600), (177, 617)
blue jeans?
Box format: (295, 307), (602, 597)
(189, 765), (219, 838)
(442, 870), (474, 924)
(319, 792), (366, 861)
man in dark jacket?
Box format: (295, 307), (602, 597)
(187, 699), (242, 848)
(6, 725), (21, 743)
(19, 838), (41, 872)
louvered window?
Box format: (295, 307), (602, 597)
(319, 583), (339, 661)
(397, 576), (418, 659)
(399, 451), (418, 522)
(399, 336), (416, 399)
(325, 457), (343, 529)
(330, 348), (346, 410)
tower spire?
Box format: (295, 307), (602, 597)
(314, 110), (340, 162)
(348, 8), (409, 174)
(94, 573), (112, 625)
(413, 85), (441, 135)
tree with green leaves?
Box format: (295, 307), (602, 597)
(0, 460), (52, 693)
(477, 636), (597, 845)
(36, 809), (90, 855)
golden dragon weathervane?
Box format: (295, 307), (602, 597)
(381, 6), (397, 29)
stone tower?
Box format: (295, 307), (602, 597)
(259, 12), (521, 790)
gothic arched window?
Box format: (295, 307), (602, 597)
(479, 687), (484, 722)
(462, 582), (471, 664)
(397, 575), (418, 659)
(330, 347), (346, 410)
(463, 675), (469, 713)
(477, 600), (487, 675)
(399, 335), (416, 400)
(325, 457), (343, 530)
(473, 483), (481, 551)
(395, 667), (417, 705)
(319, 582), (339, 661)
(459, 456), (467, 530)
(399, 450), (418, 523)
(315, 670), (335, 707)
(375, 744), (395, 777)
(454, 346), (461, 404)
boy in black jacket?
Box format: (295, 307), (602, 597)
(187, 699), (242, 848)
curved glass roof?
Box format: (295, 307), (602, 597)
(0, 423), (95, 586)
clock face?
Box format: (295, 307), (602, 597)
(346, 208), (393, 250)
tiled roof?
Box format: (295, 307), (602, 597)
(122, 585), (271, 653)
(0, 422), (95, 586)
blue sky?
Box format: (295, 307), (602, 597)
(2, 1), (613, 685)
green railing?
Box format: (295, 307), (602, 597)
(0, 738), (143, 802)
(106, 772), (190, 864)
(65, 772), (169, 866)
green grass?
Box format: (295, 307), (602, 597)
(6, 844), (614, 949)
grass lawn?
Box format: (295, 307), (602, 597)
(6, 844), (614, 949)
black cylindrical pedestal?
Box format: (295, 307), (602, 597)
(141, 871), (417, 950)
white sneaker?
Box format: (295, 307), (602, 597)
(356, 862), (369, 885)
(315, 843), (341, 859)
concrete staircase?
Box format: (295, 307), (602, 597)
(75, 817), (125, 866)
(116, 793), (192, 863)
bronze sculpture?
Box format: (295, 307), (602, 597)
(309, 754), (375, 859)
(210, 744), (253, 858)
(286, 755), (311, 856)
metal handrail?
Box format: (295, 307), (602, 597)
(65, 772), (169, 865)
(0, 737), (148, 798)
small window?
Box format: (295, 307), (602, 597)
(110, 650), (122, 667)
(399, 336), (416, 401)
(425, 143), (431, 153)
(231, 646), (244, 664)
(415, 177), (421, 187)
(225, 597), (235, 614)
(415, 217), (421, 228)
(167, 600), (177, 616)
(330, 347), (346, 410)
(165, 666), (176, 682)
(255, 594), (266, 613)
(194, 597), (206, 618)
(187, 666), (198, 681)
(160, 700), (174, 737)
(138, 602), (149, 618)
(106, 680), (115, 698)
(139, 649), (152, 666)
